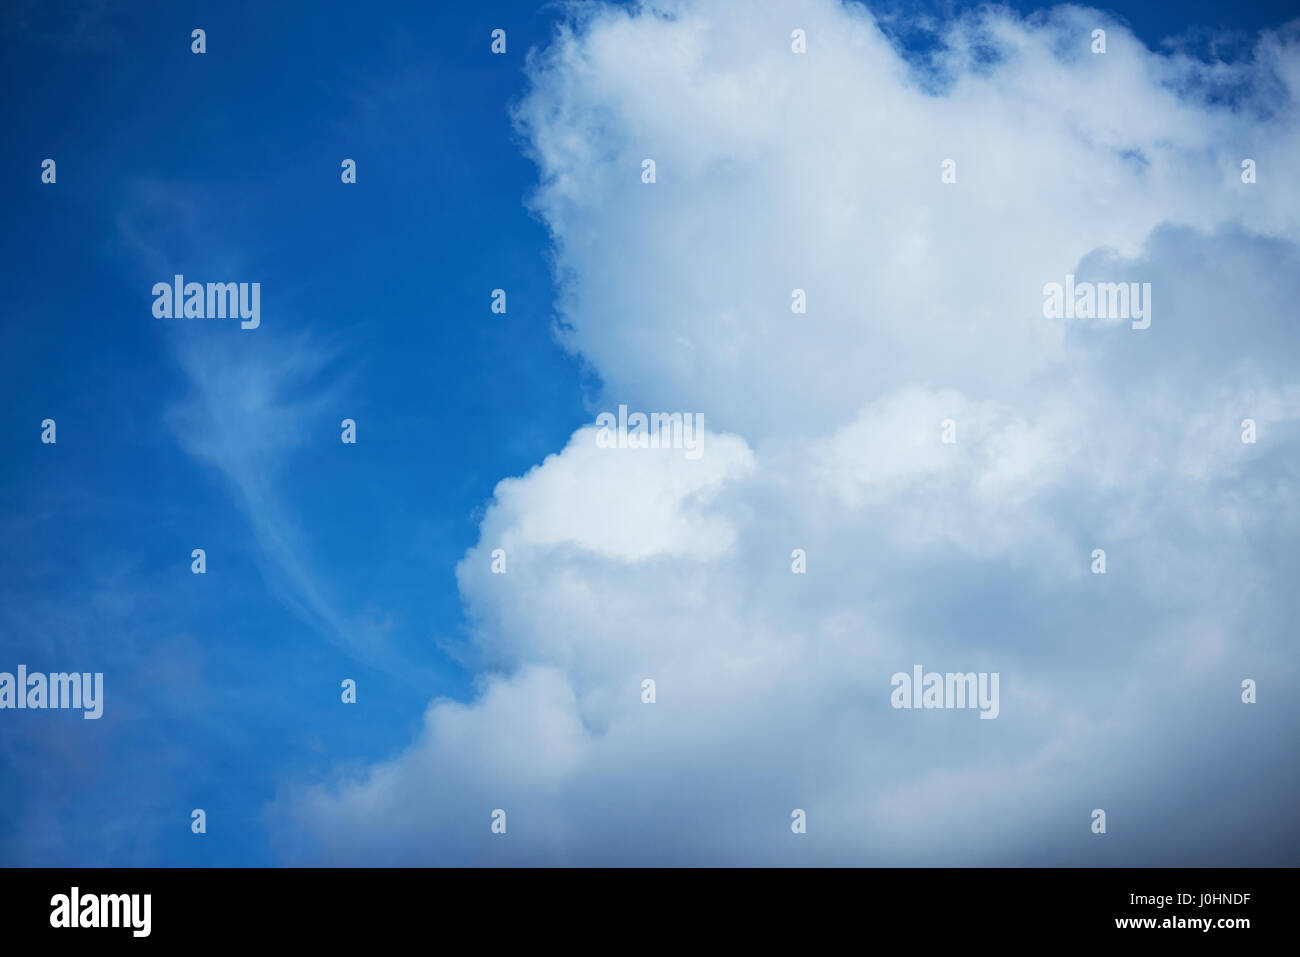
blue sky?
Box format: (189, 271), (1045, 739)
(2, 0), (589, 865)
(2, 0), (1299, 866)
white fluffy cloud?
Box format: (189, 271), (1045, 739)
(481, 425), (755, 563)
(514, 0), (1300, 438)
(276, 1), (1300, 864)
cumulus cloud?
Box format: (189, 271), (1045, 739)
(513, 0), (1300, 438)
(275, 0), (1300, 864)
(479, 425), (755, 564)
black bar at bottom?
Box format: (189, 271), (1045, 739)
(0, 867), (1283, 943)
